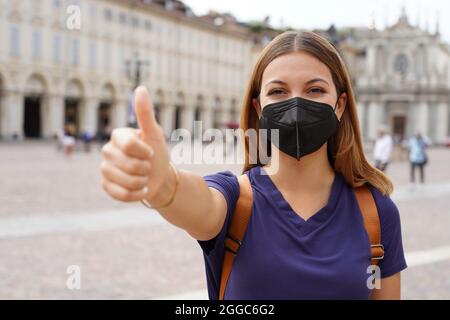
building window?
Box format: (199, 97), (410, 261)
(394, 53), (409, 76)
(89, 4), (97, 18)
(104, 43), (111, 71)
(119, 12), (127, 25)
(145, 20), (152, 30)
(119, 47), (124, 72)
(89, 41), (96, 67)
(53, 34), (61, 63)
(10, 26), (20, 56)
(32, 30), (42, 59)
(165, 0), (174, 11)
(71, 38), (79, 66)
(131, 16), (140, 28)
(104, 8), (113, 21)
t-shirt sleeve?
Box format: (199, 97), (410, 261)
(370, 187), (408, 278)
(197, 170), (240, 300)
(197, 170), (240, 255)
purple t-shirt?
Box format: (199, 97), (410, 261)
(198, 166), (407, 300)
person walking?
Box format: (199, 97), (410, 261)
(100, 31), (407, 300)
(82, 130), (93, 153)
(408, 133), (428, 187)
(373, 126), (393, 172)
(62, 124), (76, 158)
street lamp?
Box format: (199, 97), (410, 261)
(125, 51), (150, 127)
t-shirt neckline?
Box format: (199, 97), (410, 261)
(251, 166), (344, 231)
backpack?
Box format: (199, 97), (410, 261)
(219, 174), (384, 300)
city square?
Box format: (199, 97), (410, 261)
(1, 0), (450, 301)
(0, 141), (449, 299)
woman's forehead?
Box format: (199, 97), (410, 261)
(262, 52), (333, 86)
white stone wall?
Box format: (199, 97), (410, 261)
(345, 15), (450, 145)
(0, 0), (258, 140)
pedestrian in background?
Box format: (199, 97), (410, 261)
(63, 124), (77, 158)
(82, 130), (93, 153)
(56, 128), (65, 151)
(408, 133), (428, 188)
(373, 125), (393, 172)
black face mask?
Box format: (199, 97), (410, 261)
(259, 96), (340, 160)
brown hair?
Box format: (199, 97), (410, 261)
(240, 31), (393, 195)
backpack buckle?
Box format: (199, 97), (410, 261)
(371, 244), (385, 260)
(224, 234), (242, 256)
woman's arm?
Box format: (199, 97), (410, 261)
(145, 168), (228, 241)
(101, 86), (227, 241)
(370, 272), (402, 300)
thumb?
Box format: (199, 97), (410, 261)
(134, 86), (157, 140)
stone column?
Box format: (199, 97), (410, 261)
(367, 100), (383, 141)
(356, 102), (366, 137)
(202, 107), (213, 131)
(220, 108), (231, 127)
(45, 94), (64, 138)
(415, 101), (429, 136)
(0, 91), (8, 138)
(365, 102), (371, 141)
(362, 102), (370, 141)
(81, 97), (99, 135)
(161, 105), (175, 139)
(366, 46), (377, 80)
(435, 102), (449, 145)
(112, 99), (128, 129)
(3, 90), (24, 140)
(192, 108), (204, 140)
(202, 96), (215, 131)
(181, 107), (194, 133)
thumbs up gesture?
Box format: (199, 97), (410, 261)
(101, 86), (170, 203)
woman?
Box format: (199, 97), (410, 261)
(100, 31), (407, 300)
(408, 133), (428, 185)
(62, 123), (77, 157)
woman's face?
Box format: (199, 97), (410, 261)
(254, 51), (347, 120)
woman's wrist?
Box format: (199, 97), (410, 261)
(142, 162), (179, 209)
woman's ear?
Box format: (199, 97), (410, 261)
(336, 92), (347, 121)
(252, 98), (262, 118)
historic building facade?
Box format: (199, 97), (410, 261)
(1, 2), (449, 145)
(339, 9), (450, 145)
(0, 0), (261, 140)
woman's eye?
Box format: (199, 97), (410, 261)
(268, 89), (285, 96)
(308, 87), (325, 94)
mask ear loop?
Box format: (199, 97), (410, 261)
(328, 92), (342, 167)
(333, 92), (342, 121)
(255, 93), (272, 160)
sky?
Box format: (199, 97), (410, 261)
(182, 0), (450, 43)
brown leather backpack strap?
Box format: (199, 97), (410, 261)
(354, 186), (384, 266)
(218, 173), (253, 300)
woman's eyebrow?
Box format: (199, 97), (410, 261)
(305, 78), (330, 87)
(264, 80), (287, 88)
(264, 78), (330, 88)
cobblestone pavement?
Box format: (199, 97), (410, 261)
(0, 141), (449, 299)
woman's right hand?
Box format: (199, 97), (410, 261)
(101, 86), (171, 204)
(101, 87), (227, 241)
